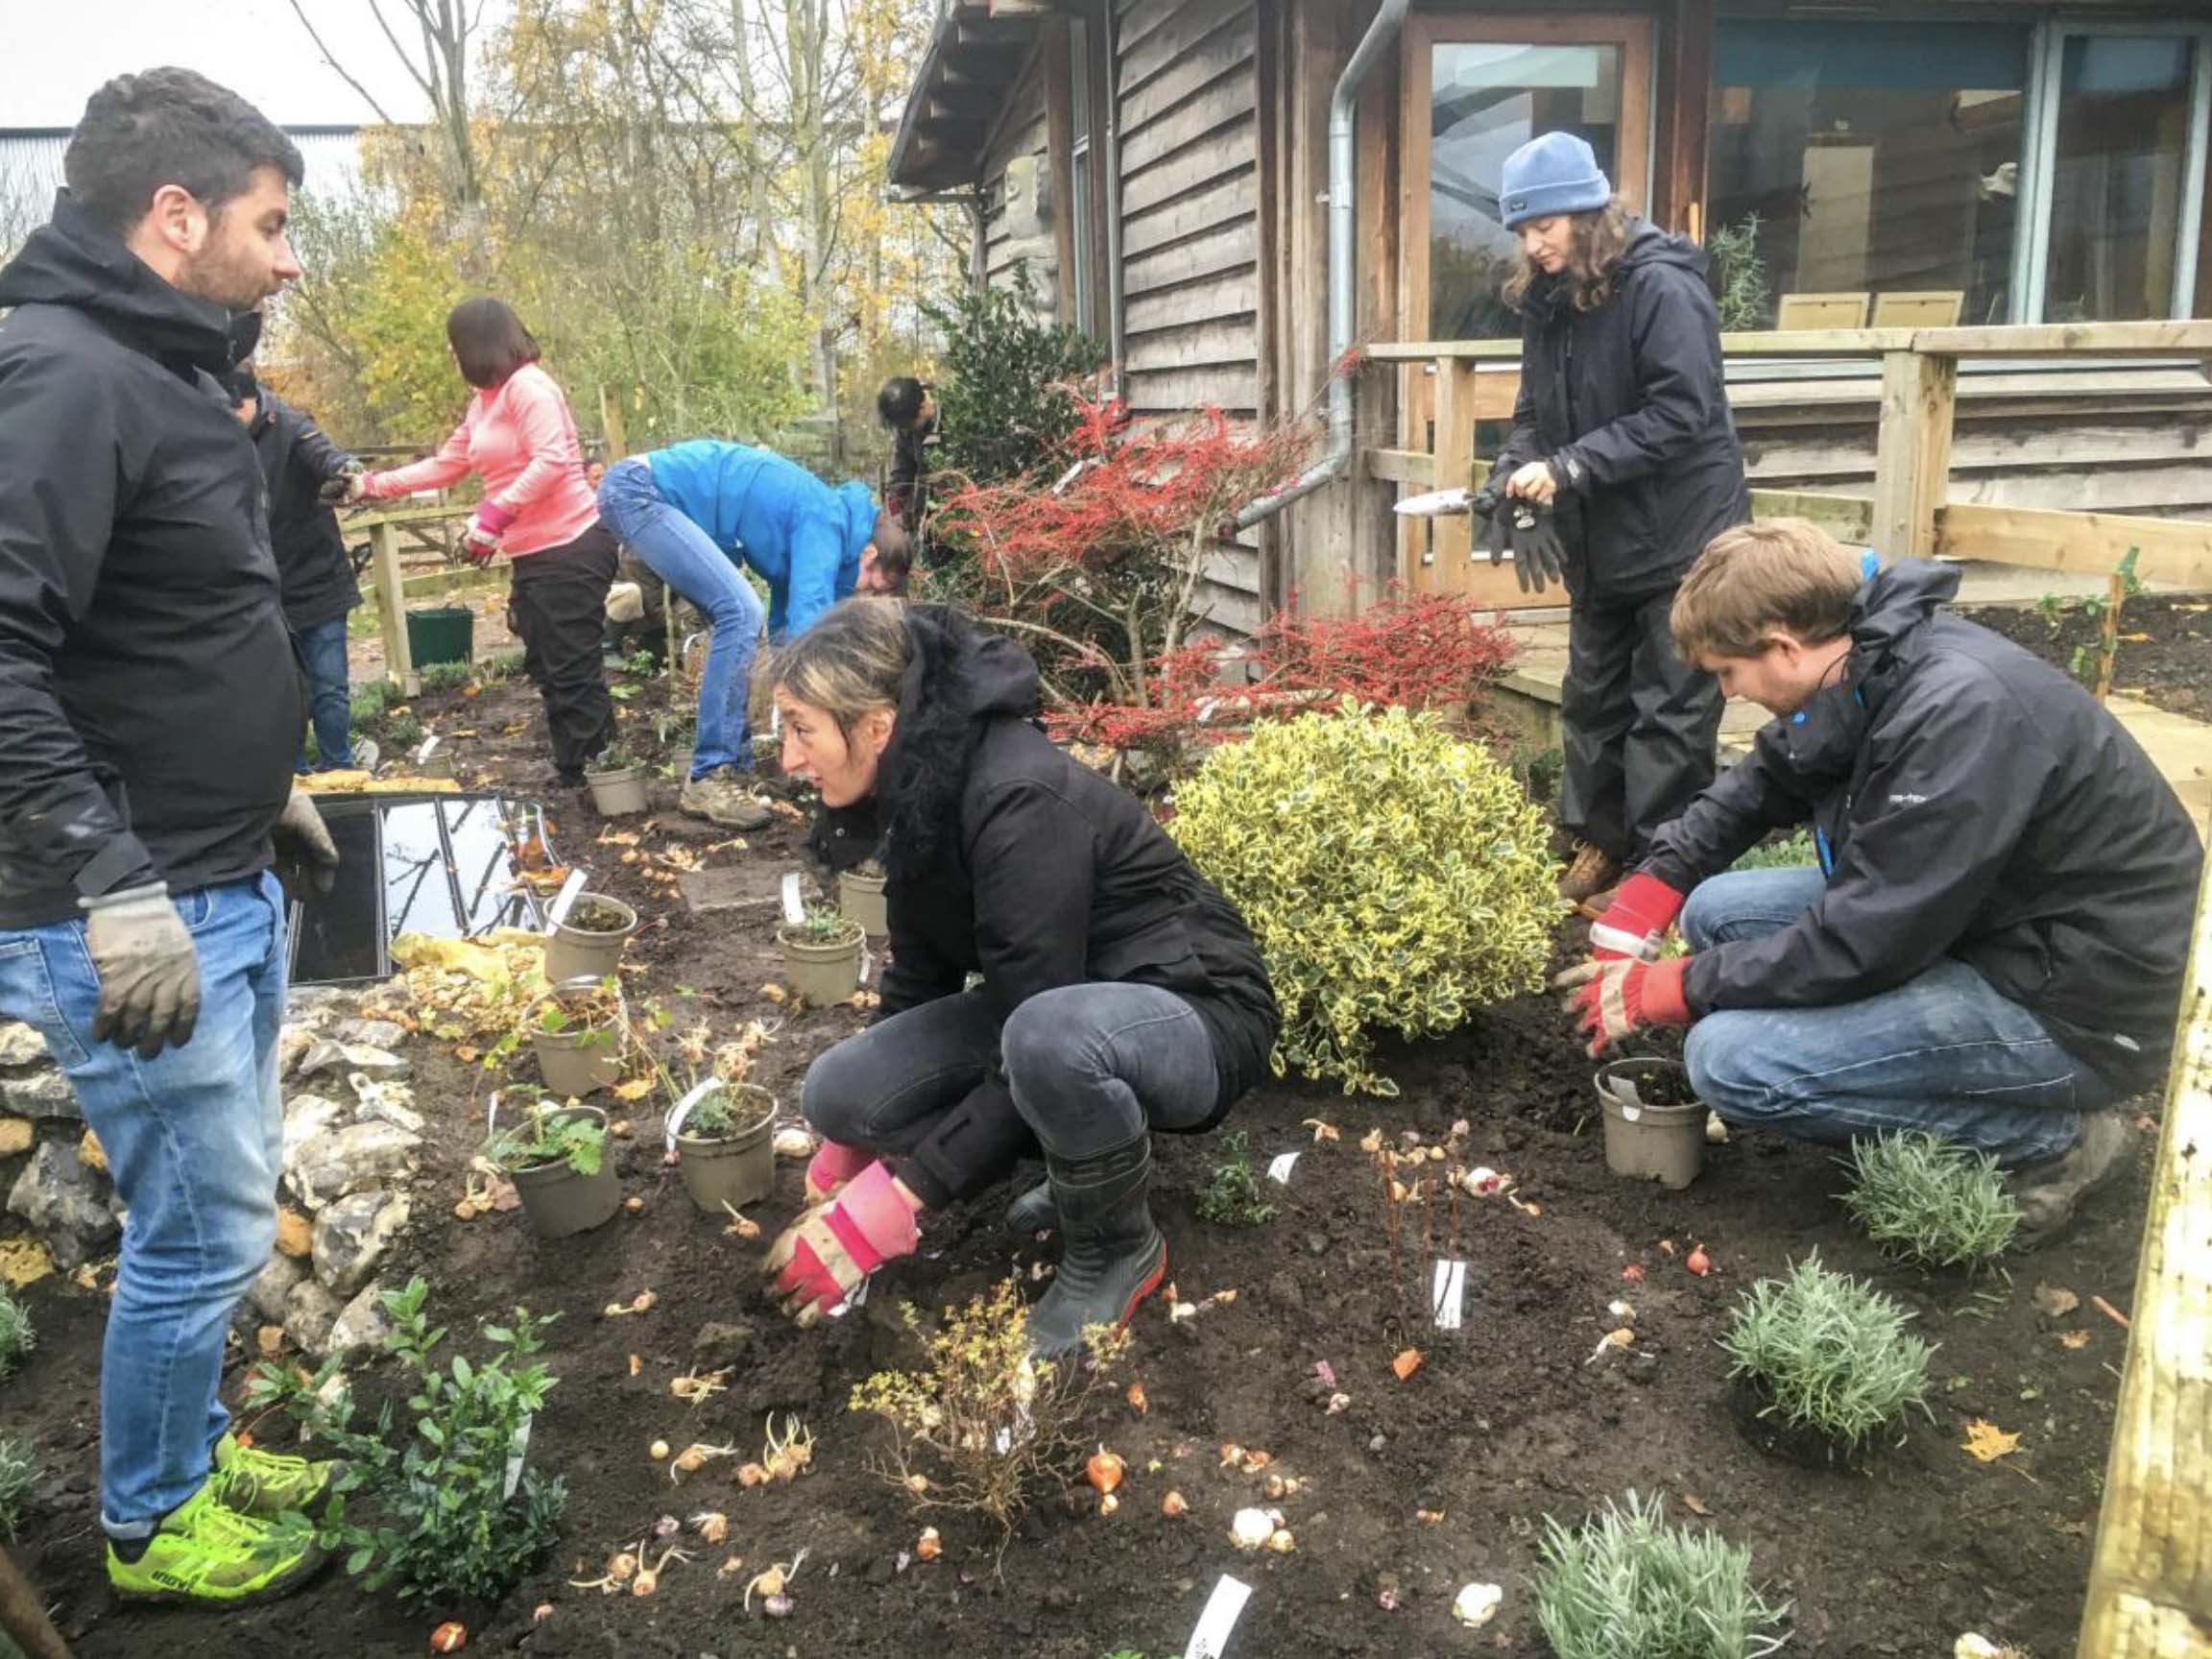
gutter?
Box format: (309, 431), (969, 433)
(1235, 0), (1409, 529)
(1104, 0), (1128, 374)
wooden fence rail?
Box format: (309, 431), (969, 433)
(1366, 320), (2212, 605)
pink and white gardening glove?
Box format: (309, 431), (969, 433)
(462, 499), (517, 567)
(1588, 872), (1686, 962)
(762, 1161), (921, 1327)
(805, 1140), (875, 1204)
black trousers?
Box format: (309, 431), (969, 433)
(508, 522), (618, 779)
(1559, 586), (1723, 862)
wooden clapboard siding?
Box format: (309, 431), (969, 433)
(978, 53), (1057, 309)
(1116, 0), (1267, 619)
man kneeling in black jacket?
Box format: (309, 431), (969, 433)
(1557, 518), (2202, 1241)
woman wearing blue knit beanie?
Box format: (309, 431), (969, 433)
(1480, 131), (1748, 902)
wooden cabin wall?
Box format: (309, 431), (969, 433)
(980, 53), (1060, 317)
(1117, 0), (1270, 635)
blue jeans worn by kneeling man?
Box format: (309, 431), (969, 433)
(0, 872), (287, 1537)
(1679, 867), (2111, 1167)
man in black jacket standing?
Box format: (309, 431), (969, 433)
(227, 364), (370, 773)
(877, 374), (937, 538)
(0, 69), (341, 1603)
(1558, 520), (2202, 1241)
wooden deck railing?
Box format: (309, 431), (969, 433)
(1362, 321), (2212, 598)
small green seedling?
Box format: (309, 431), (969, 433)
(485, 1110), (608, 1177)
(1722, 1251), (1933, 1454)
(0, 1436), (34, 1541)
(683, 1084), (773, 1140)
(1194, 1132), (1276, 1227)
(1840, 1130), (2020, 1269)
(1534, 1490), (1788, 1659)
(0, 1287), (34, 1380)
(418, 661), (475, 692)
(588, 743), (641, 773)
(783, 902), (861, 948)
(481, 648), (528, 682)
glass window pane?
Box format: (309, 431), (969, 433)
(1429, 42), (1622, 340)
(1709, 21), (2028, 328)
(2046, 36), (2196, 322)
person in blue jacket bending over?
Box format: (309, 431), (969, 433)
(597, 441), (911, 829)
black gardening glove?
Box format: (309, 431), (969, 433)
(318, 461), (365, 505)
(1508, 500), (1568, 595)
(1473, 479), (1510, 567)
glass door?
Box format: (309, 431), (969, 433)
(2015, 23), (2212, 322)
(1398, 14), (1653, 604)
(1403, 14), (1654, 342)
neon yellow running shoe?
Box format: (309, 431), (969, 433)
(106, 1481), (325, 1604)
(208, 1431), (345, 1520)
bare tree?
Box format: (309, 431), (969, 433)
(287, 0), (487, 208)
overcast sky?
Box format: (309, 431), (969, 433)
(4, 1), (511, 129)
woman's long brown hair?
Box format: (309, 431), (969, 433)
(1501, 197), (1634, 315)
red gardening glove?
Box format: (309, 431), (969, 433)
(805, 1139), (875, 1204)
(463, 499), (517, 567)
(1588, 872), (1686, 962)
(1552, 956), (1693, 1056)
(761, 1161), (921, 1326)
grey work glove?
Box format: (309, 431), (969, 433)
(318, 461), (365, 505)
(274, 785), (341, 900)
(83, 883), (201, 1059)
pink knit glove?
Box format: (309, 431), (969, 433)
(762, 1162), (920, 1326)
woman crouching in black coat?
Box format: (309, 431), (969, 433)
(759, 599), (1279, 1355)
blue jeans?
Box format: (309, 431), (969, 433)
(805, 983), (1220, 1161)
(597, 458), (763, 781)
(292, 614), (353, 771)
(1681, 867), (2106, 1166)
(0, 874), (287, 1537)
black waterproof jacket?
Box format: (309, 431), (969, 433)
(245, 386), (361, 631)
(861, 606), (1279, 1121)
(884, 402), (936, 536)
(0, 192), (299, 926)
(1490, 220), (1749, 603)
(1643, 561), (2202, 1094)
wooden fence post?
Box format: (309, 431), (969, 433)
(369, 517), (419, 698)
(1431, 353), (1479, 573)
(2077, 850), (2212, 1659)
(1869, 348), (1957, 560)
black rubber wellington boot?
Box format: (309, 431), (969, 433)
(1005, 1177), (1056, 1234)
(1025, 1137), (1167, 1358)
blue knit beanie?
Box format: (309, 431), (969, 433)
(1499, 132), (1612, 228)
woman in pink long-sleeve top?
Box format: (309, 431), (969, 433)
(354, 298), (617, 785)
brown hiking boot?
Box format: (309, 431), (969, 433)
(679, 766), (773, 830)
(2008, 1112), (2131, 1247)
(1559, 841), (1624, 905)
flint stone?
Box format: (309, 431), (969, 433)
(286, 1120), (421, 1210)
(7, 1139), (115, 1269)
(283, 1279), (344, 1354)
(312, 1190), (409, 1296)
(326, 1281), (394, 1359)
(1, 1070), (81, 1122)
(334, 1019), (407, 1050)
(249, 1251), (308, 1321)
(296, 1040), (410, 1083)
(0, 1022), (48, 1069)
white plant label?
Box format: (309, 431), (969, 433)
(666, 1078), (723, 1149)
(486, 1090), (501, 1139)
(781, 871), (806, 927)
(1185, 1575), (1254, 1659)
(1431, 1259), (1469, 1331)
(1265, 1151), (1300, 1186)
(547, 869), (589, 929)
(504, 1414), (532, 1501)
(416, 733), (440, 762)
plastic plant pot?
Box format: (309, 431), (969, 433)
(506, 1105), (621, 1239)
(585, 760), (651, 817)
(529, 982), (625, 1098)
(672, 1083), (778, 1216)
(838, 868), (888, 939)
(544, 894), (637, 985)
(778, 923), (864, 1005)
(1595, 1056), (1706, 1190)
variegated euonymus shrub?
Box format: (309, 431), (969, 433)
(1168, 701), (1557, 1094)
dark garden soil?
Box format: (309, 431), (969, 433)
(1966, 592), (2212, 720)
(1, 662), (2152, 1659)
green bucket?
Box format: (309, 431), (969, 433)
(406, 606), (474, 668)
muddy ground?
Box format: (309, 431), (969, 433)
(1967, 592), (2212, 720)
(1, 661), (2150, 1659)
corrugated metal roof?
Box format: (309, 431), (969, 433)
(0, 127), (367, 205)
